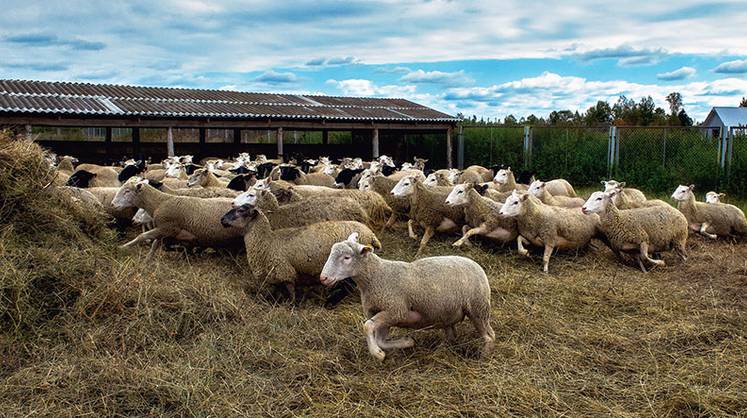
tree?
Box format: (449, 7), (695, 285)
(740, 97), (747, 107)
(666, 92), (683, 116)
(678, 109), (693, 126)
(584, 100), (613, 125)
(503, 114), (518, 125)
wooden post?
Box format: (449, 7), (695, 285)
(457, 124), (464, 169)
(372, 128), (380, 159)
(198, 128), (206, 158)
(322, 129), (329, 145)
(446, 126), (453, 169)
(167, 127), (175, 157)
(277, 127), (284, 158)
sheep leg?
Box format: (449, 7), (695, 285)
(145, 238), (161, 261)
(674, 242), (688, 262)
(363, 311), (400, 361)
(285, 282), (298, 306)
(376, 327), (415, 350)
(407, 219), (418, 240)
(468, 316), (495, 358)
(416, 227), (435, 256)
(454, 226), (484, 247)
(381, 212), (398, 233)
(121, 227), (164, 249)
(639, 242), (664, 270)
(542, 244), (555, 273)
(699, 223), (718, 240)
(517, 235), (530, 257)
(444, 326), (457, 343)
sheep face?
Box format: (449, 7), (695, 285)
(671, 185), (695, 202)
(705, 191), (724, 204)
(581, 191), (611, 214)
(391, 175), (418, 197)
(220, 204), (258, 228)
(320, 233), (372, 287)
(493, 168), (511, 185)
(499, 190), (528, 217)
(528, 180), (546, 197)
(65, 170), (97, 188)
(111, 181), (143, 209)
(358, 177), (372, 191)
(447, 169), (461, 184)
(232, 189), (259, 207)
(400, 162), (414, 171)
(132, 208), (153, 225)
(252, 178), (271, 191)
(601, 180), (623, 192)
(322, 165), (337, 176)
(424, 173), (439, 186)
(378, 155), (395, 168)
(255, 154), (268, 164)
(445, 183), (470, 206)
(186, 169), (205, 187)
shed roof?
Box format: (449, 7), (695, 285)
(702, 107), (747, 128)
(0, 79), (457, 123)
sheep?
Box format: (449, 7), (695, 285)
(112, 179), (244, 258)
(232, 188), (370, 227)
(319, 233), (495, 361)
(358, 173), (410, 230)
(499, 191), (599, 273)
(445, 183), (517, 247)
(187, 168), (230, 188)
(705, 191), (725, 204)
(671, 185), (747, 239)
(66, 167), (120, 188)
(278, 165), (336, 187)
(581, 191), (688, 272)
(150, 180), (241, 198)
(256, 178), (393, 226)
(392, 175), (465, 255)
(609, 185), (668, 209)
(85, 186), (138, 222)
(56, 155), (77, 175)
(494, 168), (576, 197)
(425, 171), (454, 187)
(457, 165), (493, 184)
(601, 180), (646, 204)
(335, 168), (365, 188)
(528, 180), (585, 208)
(118, 160), (145, 183)
(220, 205), (381, 303)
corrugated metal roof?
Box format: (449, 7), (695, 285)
(702, 107), (747, 128)
(0, 79), (458, 123)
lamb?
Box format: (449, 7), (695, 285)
(220, 205), (381, 303)
(445, 183), (517, 246)
(528, 180), (585, 208)
(112, 179), (244, 257)
(581, 191), (688, 272)
(494, 168), (577, 197)
(232, 188), (370, 227)
(187, 168), (230, 188)
(392, 175), (465, 255)
(319, 233), (495, 361)
(499, 191), (599, 273)
(601, 180), (646, 204)
(671, 185), (747, 239)
(705, 191), (725, 204)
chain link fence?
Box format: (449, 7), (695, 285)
(463, 124), (742, 195)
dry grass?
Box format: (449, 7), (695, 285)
(1, 134), (746, 416)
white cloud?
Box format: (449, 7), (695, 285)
(657, 66), (696, 81)
(326, 79), (416, 97)
(400, 69), (472, 86)
(442, 72), (747, 121)
(714, 59), (747, 74)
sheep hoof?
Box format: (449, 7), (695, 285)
(370, 347), (386, 361)
(518, 249), (529, 257)
(452, 240), (464, 247)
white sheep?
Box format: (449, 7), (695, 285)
(705, 191), (725, 204)
(671, 185), (747, 239)
(320, 233), (495, 361)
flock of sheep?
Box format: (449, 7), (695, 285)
(48, 151), (747, 360)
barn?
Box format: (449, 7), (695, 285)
(0, 79), (460, 166)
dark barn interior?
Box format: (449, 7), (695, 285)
(0, 80), (458, 167)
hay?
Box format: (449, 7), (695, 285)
(1, 132), (746, 415)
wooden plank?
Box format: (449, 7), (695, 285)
(277, 127), (284, 158)
(446, 126), (453, 169)
(167, 127), (175, 157)
(372, 128), (379, 159)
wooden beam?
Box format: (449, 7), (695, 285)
(0, 115), (455, 132)
(446, 126), (453, 169)
(372, 128), (380, 159)
(166, 127), (175, 157)
(277, 127), (284, 158)
(322, 129), (329, 145)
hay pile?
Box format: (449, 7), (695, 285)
(1, 131), (746, 416)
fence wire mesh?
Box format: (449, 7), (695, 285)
(462, 124), (740, 195)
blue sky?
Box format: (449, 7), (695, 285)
(2, 1), (747, 121)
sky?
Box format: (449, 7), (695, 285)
(2, 0), (747, 122)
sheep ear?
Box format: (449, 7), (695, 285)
(506, 166), (511, 172)
(600, 180), (606, 185)
(688, 184), (695, 191)
(619, 182), (626, 188)
(360, 245), (373, 255)
(347, 232), (360, 243)
(719, 193), (726, 198)
(520, 193), (529, 201)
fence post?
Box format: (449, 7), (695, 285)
(719, 126), (729, 171)
(457, 124), (464, 169)
(607, 126), (618, 178)
(523, 125), (532, 168)
(727, 126), (734, 177)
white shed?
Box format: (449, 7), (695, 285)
(702, 107), (747, 133)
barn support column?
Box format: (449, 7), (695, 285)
(198, 128), (206, 158)
(372, 128), (380, 159)
(446, 126), (453, 169)
(277, 127), (284, 159)
(322, 129), (329, 145)
(457, 124), (464, 169)
(132, 128), (141, 159)
(167, 127), (175, 157)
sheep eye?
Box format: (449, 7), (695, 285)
(513, 201), (518, 205)
(597, 197), (602, 200)
(458, 190), (463, 194)
(343, 256), (351, 260)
